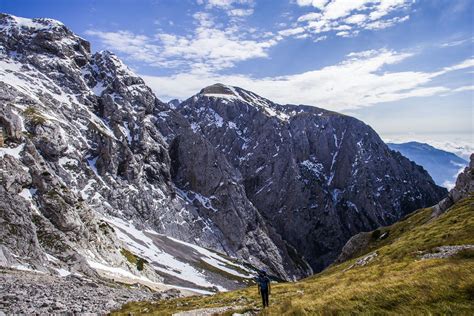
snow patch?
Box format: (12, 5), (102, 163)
(103, 216), (226, 291)
(55, 267), (72, 277)
(0, 143), (25, 159)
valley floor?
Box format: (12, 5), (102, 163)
(113, 196), (474, 315)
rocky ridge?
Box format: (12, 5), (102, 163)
(336, 154), (473, 264)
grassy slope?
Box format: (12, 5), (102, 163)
(113, 195), (474, 315)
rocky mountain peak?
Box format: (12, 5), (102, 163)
(200, 83), (235, 96)
(197, 83), (256, 105)
(179, 83), (447, 271)
(0, 13), (65, 33)
(0, 13), (90, 67)
(190, 83), (290, 121)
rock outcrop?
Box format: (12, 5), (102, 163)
(0, 268), (156, 314)
(432, 154), (473, 217)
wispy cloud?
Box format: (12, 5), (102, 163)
(228, 8), (254, 16)
(141, 49), (474, 111)
(84, 1), (472, 113)
(440, 37), (473, 47)
(280, 0), (414, 41)
(84, 30), (158, 63)
(86, 11), (278, 73)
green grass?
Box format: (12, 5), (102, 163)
(23, 106), (47, 125)
(121, 248), (148, 271)
(113, 195), (474, 315)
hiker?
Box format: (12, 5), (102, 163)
(256, 270), (271, 308)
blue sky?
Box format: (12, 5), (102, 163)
(2, 0), (473, 146)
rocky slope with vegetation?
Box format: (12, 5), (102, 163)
(115, 155), (474, 314)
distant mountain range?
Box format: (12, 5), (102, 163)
(387, 142), (468, 188)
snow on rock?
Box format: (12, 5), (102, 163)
(102, 216), (256, 292)
(300, 160), (324, 177)
(198, 83), (290, 121)
(55, 267), (72, 277)
(0, 14), (65, 36)
(164, 236), (254, 279)
(0, 143), (25, 159)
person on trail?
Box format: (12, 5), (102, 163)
(256, 270), (271, 308)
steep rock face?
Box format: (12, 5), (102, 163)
(153, 104), (311, 278)
(178, 83), (447, 271)
(0, 13), (308, 283)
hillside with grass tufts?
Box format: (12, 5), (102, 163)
(114, 182), (474, 314)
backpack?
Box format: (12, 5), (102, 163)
(257, 275), (270, 290)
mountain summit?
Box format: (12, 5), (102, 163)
(200, 83), (235, 96)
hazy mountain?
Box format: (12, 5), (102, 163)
(387, 142), (468, 188)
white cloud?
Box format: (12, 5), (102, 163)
(84, 30), (159, 63)
(441, 58), (474, 72)
(451, 85), (474, 92)
(286, 0), (414, 40)
(228, 8), (254, 16)
(86, 11), (278, 73)
(197, 0), (255, 17)
(320, 0), (374, 20)
(296, 0), (329, 10)
(278, 26), (306, 36)
(365, 15), (409, 30)
(314, 35), (327, 42)
(141, 50), (474, 111)
(345, 14), (367, 24)
(297, 12), (322, 22)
